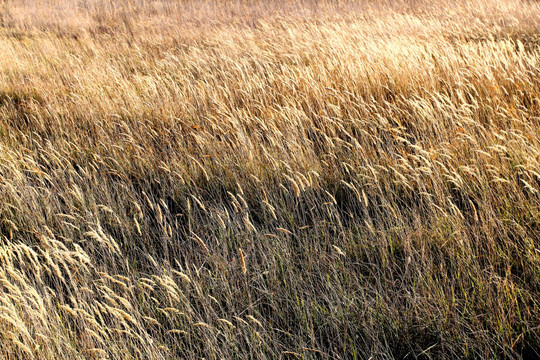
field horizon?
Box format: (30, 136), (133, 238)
(0, 0), (539, 358)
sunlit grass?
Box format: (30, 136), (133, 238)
(0, 0), (539, 358)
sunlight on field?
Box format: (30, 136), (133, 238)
(0, 0), (539, 358)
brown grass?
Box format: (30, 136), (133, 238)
(0, 0), (539, 358)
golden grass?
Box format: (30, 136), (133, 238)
(0, 0), (539, 358)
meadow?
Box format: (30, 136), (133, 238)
(0, 0), (539, 358)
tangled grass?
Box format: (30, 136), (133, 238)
(0, 0), (539, 358)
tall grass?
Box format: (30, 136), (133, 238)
(0, 0), (539, 358)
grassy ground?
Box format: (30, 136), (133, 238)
(0, 0), (539, 358)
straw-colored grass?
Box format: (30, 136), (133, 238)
(0, 0), (539, 358)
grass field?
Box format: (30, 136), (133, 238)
(0, 0), (539, 358)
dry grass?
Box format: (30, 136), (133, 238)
(0, 0), (539, 358)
